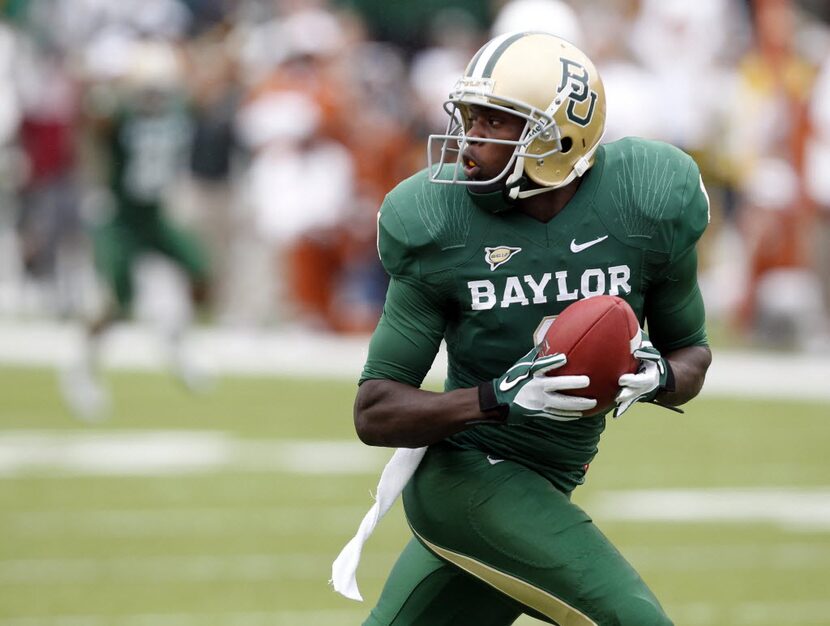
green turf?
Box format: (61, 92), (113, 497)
(0, 365), (828, 625)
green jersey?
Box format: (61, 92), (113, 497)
(108, 98), (193, 224)
(360, 137), (710, 492)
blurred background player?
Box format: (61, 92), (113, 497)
(60, 40), (211, 420)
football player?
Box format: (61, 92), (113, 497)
(60, 41), (211, 420)
(337, 32), (712, 625)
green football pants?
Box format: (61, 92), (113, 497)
(364, 445), (672, 626)
(94, 216), (209, 311)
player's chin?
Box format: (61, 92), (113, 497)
(465, 168), (511, 194)
(468, 179), (505, 196)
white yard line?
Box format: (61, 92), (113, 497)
(1, 432), (829, 532)
(669, 600), (830, 626)
(0, 431), (388, 477)
(1, 431), (828, 529)
(0, 610), (368, 626)
(621, 542), (830, 570)
(0, 319), (829, 398)
(588, 487), (830, 531)
(5, 506), (371, 537)
(0, 552), (399, 584)
(0, 542), (826, 586)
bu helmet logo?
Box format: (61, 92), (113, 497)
(557, 57), (598, 127)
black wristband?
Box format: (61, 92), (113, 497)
(477, 381), (510, 423)
(661, 359), (676, 393)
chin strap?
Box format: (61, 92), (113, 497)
(515, 182), (559, 200)
(509, 131), (606, 200)
(505, 82), (575, 201)
(505, 155), (527, 201)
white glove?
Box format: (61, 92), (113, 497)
(510, 351), (597, 421)
(483, 347), (597, 423)
(614, 331), (674, 418)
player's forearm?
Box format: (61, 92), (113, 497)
(354, 379), (484, 447)
(657, 344), (712, 406)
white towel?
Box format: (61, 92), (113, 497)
(330, 446), (428, 601)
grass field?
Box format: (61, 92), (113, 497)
(1, 364), (828, 625)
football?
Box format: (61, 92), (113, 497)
(539, 295), (640, 417)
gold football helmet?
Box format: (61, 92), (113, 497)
(428, 31), (606, 199)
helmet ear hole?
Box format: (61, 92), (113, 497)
(560, 136), (573, 153)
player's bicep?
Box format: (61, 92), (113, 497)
(360, 277), (446, 387)
(644, 246), (707, 353)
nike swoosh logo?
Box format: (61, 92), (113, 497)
(487, 456), (504, 465)
(497, 354), (538, 392)
(570, 235), (608, 253)
(498, 372), (529, 392)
